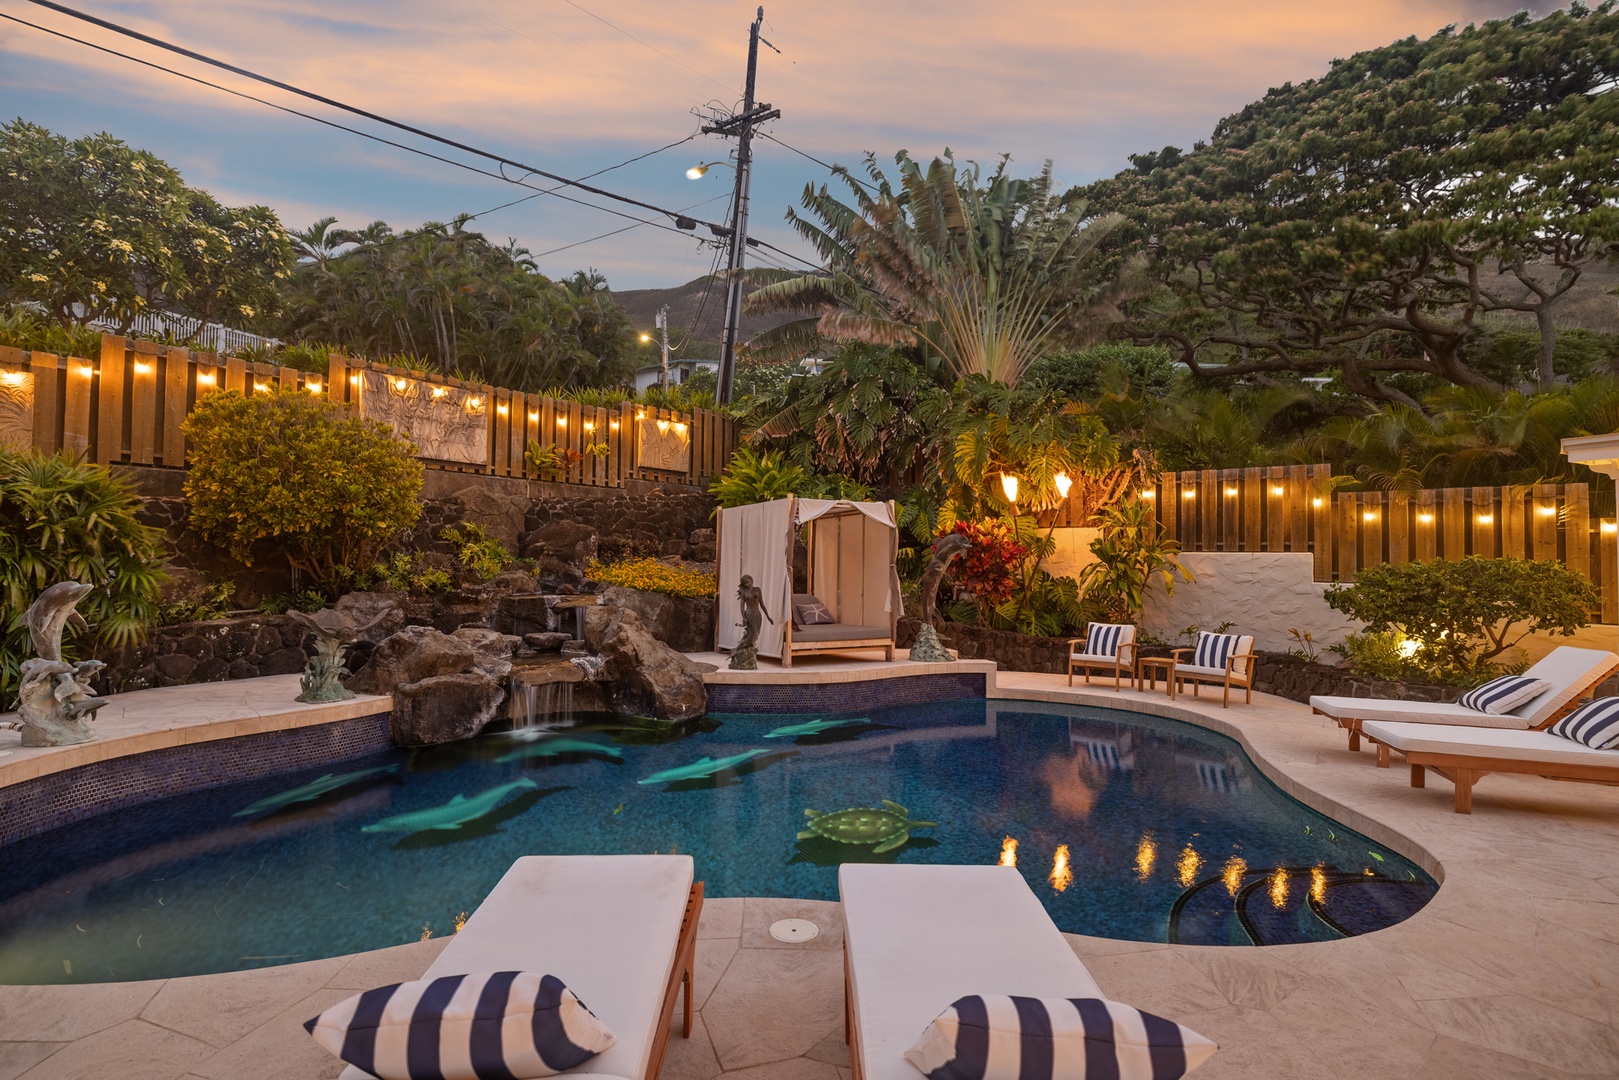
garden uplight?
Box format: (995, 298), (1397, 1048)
(657, 419), (670, 434)
(1000, 473), (1019, 505)
(393, 378), (407, 391)
(1053, 472), (1072, 499)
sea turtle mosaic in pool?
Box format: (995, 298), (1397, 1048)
(0, 698), (1436, 983)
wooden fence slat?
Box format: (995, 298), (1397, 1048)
(1532, 483), (1559, 561)
(1286, 465), (1306, 555)
(62, 354), (94, 460)
(1441, 488), (1466, 560)
(224, 355), (247, 395)
(1262, 467), (1284, 552)
(161, 346), (188, 466)
(28, 350), (59, 453)
(1388, 491), (1410, 565)
(1310, 466), (1332, 579)
(1359, 492), (1384, 571)
(95, 335), (125, 464)
(1471, 486), (1497, 559)
(1566, 484), (1591, 578)
(1335, 494), (1359, 581)
(1502, 484), (1528, 560)
(128, 342), (161, 465)
(1602, 521), (1618, 623)
(493, 391), (511, 476)
(1414, 489), (1438, 562)
(1242, 470), (1262, 552)
(1215, 470), (1236, 551)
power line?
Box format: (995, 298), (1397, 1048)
(552, 0), (734, 96)
(757, 130), (878, 193)
(1, 9), (716, 247)
(22, 0), (731, 233)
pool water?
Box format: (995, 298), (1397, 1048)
(0, 699), (1436, 984)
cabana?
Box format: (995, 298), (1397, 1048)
(716, 496), (902, 667)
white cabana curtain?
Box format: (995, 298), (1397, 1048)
(716, 499), (792, 657)
(807, 507), (902, 627)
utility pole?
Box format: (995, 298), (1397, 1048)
(655, 304), (670, 388)
(705, 6), (779, 405)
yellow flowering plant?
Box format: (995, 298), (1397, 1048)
(585, 557), (715, 599)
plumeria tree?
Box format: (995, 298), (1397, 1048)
(0, 120), (294, 330)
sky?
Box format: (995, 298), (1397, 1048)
(1, 0), (1553, 292)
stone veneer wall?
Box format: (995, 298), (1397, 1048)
(98, 614), (311, 693)
(1250, 654), (1462, 707)
(896, 618), (1070, 674)
(0, 712), (391, 847)
(1143, 551), (1360, 653)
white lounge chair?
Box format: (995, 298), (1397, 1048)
(338, 855), (701, 1080)
(1360, 719), (1619, 813)
(1311, 646), (1619, 755)
(841, 864), (1105, 1080)
(1171, 631), (1257, 707)
(1067, 622), (1137, 689)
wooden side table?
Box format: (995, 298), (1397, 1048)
(1136, 656), (1177, 699)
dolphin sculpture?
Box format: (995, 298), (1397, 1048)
(361, 778), (538, 834)
(495, 737), (622, 764)
(763, 718), (868, 739)
(26, 581), (93, 662)
(637, 749), (771, 786)
(233, 765), (398, 817)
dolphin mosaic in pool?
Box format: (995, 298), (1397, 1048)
(359, 779), (538, 834)
(764, 718), (868, 739)
(231, 765), (398, 818)
(0, 699), (1437, 983)
(494, 737), (623, 765)
(635, 749), (772, 786)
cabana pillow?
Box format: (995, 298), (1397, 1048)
(1458, 675), (1551, 715)
(795, 598), (836, 625)
(304, 971), (615, 1080)
(1548, 697), (1619, 749)
(905, 994), (1216, 1080)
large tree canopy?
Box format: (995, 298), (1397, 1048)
(0, 119), (294, 330)
(1079, 4), (1619, 406)
(745, 151), (1137, 387)
(279, 216), (636, 390)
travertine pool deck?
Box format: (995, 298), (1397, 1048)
(2, 663), (1618, 1078)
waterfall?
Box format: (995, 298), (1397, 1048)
(509, 677), (575, 730)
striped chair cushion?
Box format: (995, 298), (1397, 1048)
(1191, 632), (1241, 671)
(905, 995), (1216, 1080)
(1548, 697), (1619, 749)
(304, 972), (614, 1080)
(1079, 623), (1130, 659)
(1458, 675), (1551, 715)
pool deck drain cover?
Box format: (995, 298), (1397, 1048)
(769, 918), (820, 943)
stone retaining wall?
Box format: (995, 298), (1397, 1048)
(99, 614), (311, 694)
(1250, 653), (1461, 706)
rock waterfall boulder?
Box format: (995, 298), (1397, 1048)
(583, 605), (707, 720)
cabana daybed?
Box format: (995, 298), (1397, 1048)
(716, 496), (902, 667)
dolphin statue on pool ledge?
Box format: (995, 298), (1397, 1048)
(495, 737), (623, 764)
(763, 718), (869, 739)
(233, 765), (397, 817)
(637, 749), (771, 786)
(361, 778), (538, 833)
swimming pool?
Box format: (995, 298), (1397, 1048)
(0, 698), (1435, 983)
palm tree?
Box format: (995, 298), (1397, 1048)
(744, 151), (1140, 387)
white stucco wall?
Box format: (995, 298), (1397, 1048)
(1142, 551), (1360, 653)
(1039, 527), (1101, 581)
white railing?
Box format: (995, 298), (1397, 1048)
(17, 302), (281, 353)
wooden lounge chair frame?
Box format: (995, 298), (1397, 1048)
(644, 881), (704, 1079)
(1364, 738), (1619, 814)
(1170, 645), (1258, 708)
(1066, 628), (1137, 690)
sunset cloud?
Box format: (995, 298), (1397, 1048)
(2, 0), (1558, 287)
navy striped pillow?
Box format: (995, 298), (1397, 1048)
(1458, 675), (1551, 715)
(1191, 632), (1240, 671)
(905, 995), (1217, 1079)
(1548, 697), (1619, 749)
(304, 971), (614, 1080)
(1084, 623), (1126, 658)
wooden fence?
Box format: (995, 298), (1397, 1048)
(1128, 466), (1619, 622)
(0, 335), (736, 490)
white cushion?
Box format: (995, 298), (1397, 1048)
(840, 864), (1103, 1080)
(1360, 721), (1619, 767)
(1309, 696), (1533, 729)
(1176, 664), (1249, 681)
(308, 972), (614, 1080)
(1513, 647), (1619, 724)
(905, 994), (1216, 1079)
(340, 855), (691, 1080)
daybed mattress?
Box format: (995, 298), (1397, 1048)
(1361, 721), (1619, 768)
(840, 863), (1102, 1080)
(790, 623), (892, 643)
(340, 854), (692, 1080)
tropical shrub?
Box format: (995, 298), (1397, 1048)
(360, 552), (452, 595)
(947, 519), (1029, 620)
(182, 388), (423, 587)
(1078, 498), (1193, 622)
(1324, 556), (1597, 676)
(1327, 630), (1424, 683)
(439, 521), (514, 580)
(708, 447), (871, 510)
(0, 448), (166, 705)
(585, 557), (715, 599)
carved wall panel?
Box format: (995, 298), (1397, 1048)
(635, 414), (691, 472)
(0, 370), (34, 452)
(357, 370), (488, 464)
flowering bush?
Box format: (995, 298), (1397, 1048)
(585, 557), (715, 599)
(948, 519), (1028, 617)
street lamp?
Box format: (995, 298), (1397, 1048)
(686, 161), (734, 180)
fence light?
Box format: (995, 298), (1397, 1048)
(252, 381), (268, 392)
(496, 404), (508, 415)
(1604, 521), (1618, 535)
(657, 419), (671, 434)
(133, 360), (153, 374)
(77, 365), (95, 377)
(196, 371), (216, 385)
(1141, 490), (1155, 500)
(1417, 513), (1434, 523)
(557, 415), (568, 427)
(1312, 497), (1323, 508)
(349, 374), (361, 385)
(1183, 490), (1196, 499)
(673, 422), (688, 436)
(1362, 511), (1377, 522)
(1224, 487), (1238, 496)
(432, 386), (448, 398)
(1270, 485), (1284, 496)
(1477, 514), (1494, 525)
(392, 378), (408, 391)
(1536, 505), (1556, 517)
(529, 411), (539, 422)
(0, 371), (24, 385)
(584, 421), (595, 432)
(305, 380), (321, 393)
(609, 420), (620, 430)
(1053, 472), (1073, 499)
(465, 396), (482, 409)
